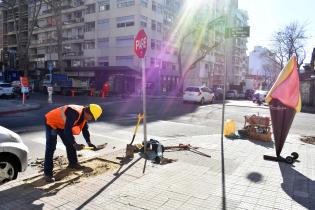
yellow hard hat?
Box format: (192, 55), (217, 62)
(89, 104), (102, 120)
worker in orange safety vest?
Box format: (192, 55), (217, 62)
(44, 104), (102, 183)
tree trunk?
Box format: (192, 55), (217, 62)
(55, 7), (63, 72)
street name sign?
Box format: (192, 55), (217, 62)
(225, 26), (250, 38)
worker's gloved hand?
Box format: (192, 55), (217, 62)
(88, 142), (97, 150)
(73, 143), (85, 151)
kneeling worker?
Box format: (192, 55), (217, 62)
(44, 104), (102, 182)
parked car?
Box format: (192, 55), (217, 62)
(252, 90), (268, 104)
(0, 126), (29, 183)
(0, 82), (14, 98)
(238, 91), (245, 99)
(214, 88), (223, 100)
(183, 86), (215, 105)
(245, 89), (255, 100)
(226, 90), (238, 99)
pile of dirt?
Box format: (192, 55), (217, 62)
(30, 155), (68, 171)
(25, 158), (120, 192)
(160, 157), (177, 165)
(300, 136), (315, 145)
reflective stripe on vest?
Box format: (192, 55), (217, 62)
(45, 105), (87, 135)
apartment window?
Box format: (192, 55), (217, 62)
(84, 58), (95, 67)
(172, 64), (176, 71)
(156, 40), (161, 50)
(99, 0), (110, 11)
(98, 38), (109, 48)
(151, 20), (156, 31)
(116, 35), (133, 47)
(116, 56), (133, 66)
(141, 0), (148, 7)
(86, 4), (95, 14)
(98, 19), (110, 31)
(157, 22), (162, 32)
(85, 22), (95, 32)
(140, 15), (148, 28)
(162, 61), (166, 69)
(72, 60), (81, 67)
(117, 0), (135, 8)
(117, 15), (134, 28)
(84, 40), (95, 49)
(47, 16), (56, 27)
(151, 39), (155, 50)
(98, 57), (109, 66)
(173, 48), (178, 56)
(157, 3), (163, 13)
(150, 58), (155, 66)
(152, 1), (162, 13)
(37, 47), (46, 54)
(155, 59), (161, 68)
(152, 1), (156, 11)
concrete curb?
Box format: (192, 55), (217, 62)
(226, 103), (269, 109)
(0, 104), (41, 116)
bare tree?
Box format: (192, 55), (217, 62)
(0, 0), (42, 76)
(175, 16), (224, 93)
(271, 22), (309, 70)
(259, 50), (281, 89)
(43, 0), (63, 72)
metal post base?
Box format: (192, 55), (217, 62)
(263, 152), (299, 164)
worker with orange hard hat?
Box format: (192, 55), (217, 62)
(44, 104), (102, 183)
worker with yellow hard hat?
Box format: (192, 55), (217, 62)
(44, 104), (102, 183)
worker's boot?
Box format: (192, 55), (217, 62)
(67, 163), (84, 170)
(45, 175), (55, 183)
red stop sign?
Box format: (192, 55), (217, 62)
(134, 29), (147, 58)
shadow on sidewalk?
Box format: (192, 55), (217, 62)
(279, 162), (315, 209)
(0, 183), (55, 209)
(76, 157), (142, 210)
(0, 165), (96, 208)
(247, 139), (274, 149)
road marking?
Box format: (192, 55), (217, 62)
(28, 137), (66, 150)
(157, 120), (210, 129)
(90, 133), (125, 142)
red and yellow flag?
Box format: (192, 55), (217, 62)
(265, 55), (301, 112)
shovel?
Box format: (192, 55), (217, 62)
(126, 113), (144, 158)
(83, 143), (108, 151)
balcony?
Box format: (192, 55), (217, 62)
(63, 17), (84, 25)
(63, 35), (84, 43)
(63, 51), (84, 59)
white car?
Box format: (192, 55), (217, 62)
(0, 126), (29, 183)
(226, 90), (238, 99)
(252, 90), (268, 104)
(0, 82), (14, 98)
(183, 86), (215, 105)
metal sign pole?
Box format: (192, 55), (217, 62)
(142, 58), (147, 147)
(220, 11), (230, 210)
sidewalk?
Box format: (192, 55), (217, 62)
(0, 99), (41, 115)
(0, 134), (314, 209)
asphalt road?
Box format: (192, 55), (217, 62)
(1, 93), (314, 178)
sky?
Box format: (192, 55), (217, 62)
(238, 0), (315, 62)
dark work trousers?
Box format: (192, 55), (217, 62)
(44, 124), (78, 176)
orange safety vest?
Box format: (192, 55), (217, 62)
(45, 105), (87, 135)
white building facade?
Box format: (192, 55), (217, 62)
(248, 46), (280, 89)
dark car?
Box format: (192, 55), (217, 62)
(245, 89), (255, 100)
(214, 88), (223, 100)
